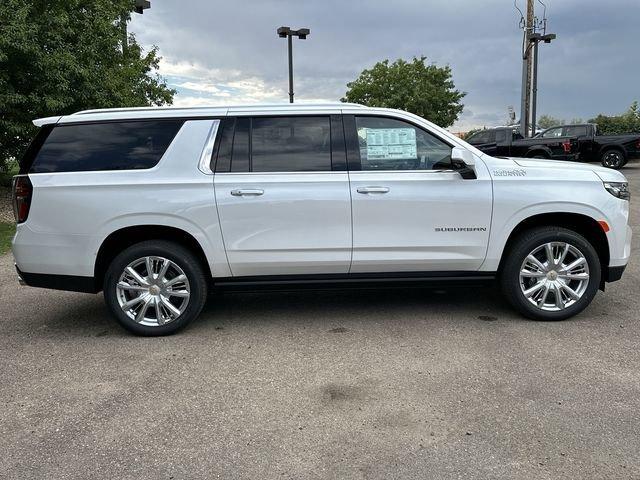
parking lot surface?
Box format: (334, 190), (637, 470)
(1, 165), (639, 479)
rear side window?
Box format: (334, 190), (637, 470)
(495, 129), (507, 143)
(29, 120), (184, 173)
(251, 116), (331, 172)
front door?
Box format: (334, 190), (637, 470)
(214, 114), (352, 277)
(346, 115), (493, 273)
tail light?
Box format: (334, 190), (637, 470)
(12, 175), (33, 224)
(636, 139), (640, 150)
(562, 140), (572, 153)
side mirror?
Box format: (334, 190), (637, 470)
(451, 147), (477, 180)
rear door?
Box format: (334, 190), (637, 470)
(563, 125), (592, 160)
(346, 114), (492, 273)
(213, 114), (352, 277)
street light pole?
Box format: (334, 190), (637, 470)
(287, 34), (294, 103)
(277, 26), (310, 103)
(529, 32), (556, 135)
(123, 0), (151, 54)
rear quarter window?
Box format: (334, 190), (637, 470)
(29, 120), (184, 173)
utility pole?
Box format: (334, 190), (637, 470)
(277, 27), (310, 103)
(519, 0), (534, 137)
(518, 0), (555, 137)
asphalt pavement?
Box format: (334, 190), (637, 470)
(1, 164), (639, 479)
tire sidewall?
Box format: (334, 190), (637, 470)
(104, 241), (207, 336)
(601, 149), (625, 169)
(502, 228), (601, 321)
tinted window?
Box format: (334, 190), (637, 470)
(563, 125), (588, 137)
(251, 116), (331, 172)
(495, 129), (507, 143)
(355, 116), (451, 170)
(541, 127), (563, 138)
(467, 130), (490, 144)
(30, 120), (183, 173)
(231, 117), (250, 172)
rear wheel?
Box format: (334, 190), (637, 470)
(601, 149), (625, 169)
(104, 240), (208, 336)
(500, 227), (601, 321)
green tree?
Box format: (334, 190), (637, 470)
(342, 56), (465, 128)
(0, 0), (175, 170)
(589, 101), (640, 135)
(537, 115), (564, 130)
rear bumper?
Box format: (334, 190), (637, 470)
(606, 264), (627, 283)
(15, 265), (98, 294)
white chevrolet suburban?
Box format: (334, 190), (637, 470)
(11, 103), (632, 335)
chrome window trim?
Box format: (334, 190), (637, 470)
(213, 169), (456, 175)
(198, 120), (220, 175)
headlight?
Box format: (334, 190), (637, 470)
(603, 182), (630, 200)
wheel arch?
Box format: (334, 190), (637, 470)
(525, 147), (551, 158)
(598, 144), (626, 159)
(497, 212), (610, 285)
(94, 225), (212, 291)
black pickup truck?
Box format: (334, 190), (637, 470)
(534, 124), (640, 169)
(465, 127), (579, 162)
(466, 124), (640, 169)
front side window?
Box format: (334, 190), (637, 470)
(541, 127), (563, 138)
(30, 120), (184, 173)
(563, 126), (588, 137)
(251, 116), (331, 172)
(467, 130), (490, 144)
(355, 117), (451, 170)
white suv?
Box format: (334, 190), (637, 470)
(11, 103), (632, 335)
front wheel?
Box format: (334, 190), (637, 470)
(601, 149), (625, 169)
(104, 240), (208, 336)
(500, 227), (601, 321)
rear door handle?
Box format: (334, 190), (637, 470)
(357, 186), (390, 194)
(231, 189), (264, 197)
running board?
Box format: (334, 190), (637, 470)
(213, 271), (496, 292)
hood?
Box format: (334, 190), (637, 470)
(509, 157), (627, 183)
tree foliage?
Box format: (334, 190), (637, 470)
(342, 56), (465, 128)
(589, 101), (640, 135)
(0, 0), (175, 169)
(537, 115), (564, 130)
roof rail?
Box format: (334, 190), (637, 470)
(72, 102), (367, 116)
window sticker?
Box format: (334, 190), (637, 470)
(361, 128), (417, 160)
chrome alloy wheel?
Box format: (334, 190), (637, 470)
(519, 242), (590, 312)
(116, 256), (190, 326)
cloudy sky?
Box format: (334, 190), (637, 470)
(130, 0), (639, 131)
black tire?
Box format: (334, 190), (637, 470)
(600, 149), (625, 169)
(500, 227), (601, 321)
(104, 240), (208, 336)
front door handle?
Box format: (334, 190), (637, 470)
(357, 186), (390, 194)
(231, 189), (264, 197)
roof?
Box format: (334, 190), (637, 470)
(34, 102), (370, 126)
(71, 102), (367, 116)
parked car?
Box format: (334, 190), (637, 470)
(466, 127), (579, 162)
(535, 124), (640, 169)
(12, 104), (632, 335)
